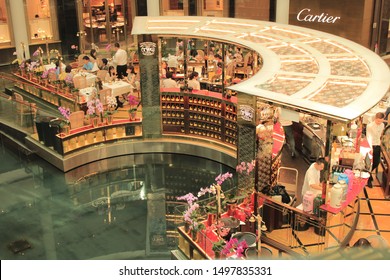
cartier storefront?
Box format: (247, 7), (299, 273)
(288, 0), (390, 54)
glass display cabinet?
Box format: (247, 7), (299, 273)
(25, 0), (59, 43)
(0, 0), (11, 47)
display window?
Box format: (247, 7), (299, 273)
(160, 0), (224, 17)
(25, 0), (59, 43)
(0, 0), (12, 47)
(161, 0), (185, 16)
(77, 0), (134, 51)
(201, 0), (223, 17)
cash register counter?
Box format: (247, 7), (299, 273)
(261, 175), (366, 255)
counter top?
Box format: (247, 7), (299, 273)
(320, 177), (367, 214)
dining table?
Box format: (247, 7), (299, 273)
(102, 80), (133, 97)
(79, 87), (97, 103)
(73, 71), (97, 88)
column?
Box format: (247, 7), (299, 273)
(276, 0), (290, 24)
(236, 92), (257, 195)
(9, 0), (30, 59)
(147, 0), (160, 16)
(138, 35), (162, 138)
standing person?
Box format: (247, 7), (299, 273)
(275, 107), (296, 158)
(281, 119), (296, 158)
(366, 112), (385, 187)
(301, 157), (326, 199)
(112, 42), (127, 79)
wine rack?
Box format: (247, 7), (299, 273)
(161, 93), (186, 133)
(161, 91), (237, 146)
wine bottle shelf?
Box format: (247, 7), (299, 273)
(161, 92), (237, 146)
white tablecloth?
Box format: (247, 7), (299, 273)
(73, 72), (97, 88)
(44, 63), (66, 72)
(102, 81), (132, 97)
(79, 87), (96, 103)
(44, 63), (56, 71)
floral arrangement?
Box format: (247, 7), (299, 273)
(104, 96), (117, 116)
(26, 60), (38, 72)
(177, 193), (205, 232)
(212, 239), (225, 253)
(236, 160), (256, 175)
(70, 44), (80, 60)
(58, 106), (71, 127)
(87, 97), (103, 117)
(64, 74), (74, 86)
(127, 94), (138, 113)
(34, 65), (45, 77)
(41, 68), (55, 79)
(12, 51), (19, 64)
(32, 47), (43, 58)
(215, 172), (233, 185)
(221, 238), (248, 258)
(50, 49), (60, 56)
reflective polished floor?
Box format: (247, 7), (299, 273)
(1, 138), (390, 260)
(0, 142), (233, 260)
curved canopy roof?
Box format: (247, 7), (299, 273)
(132, 16), (390, 122)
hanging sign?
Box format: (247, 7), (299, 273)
(239, 105), (255, 122)
(140, 42), (156, 56)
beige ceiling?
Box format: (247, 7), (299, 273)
(132, 16), (390, 122)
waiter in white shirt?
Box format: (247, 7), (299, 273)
(366, 112), (385, 187)
(112, 42), (128, 79)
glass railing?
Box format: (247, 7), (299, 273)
(0, 94), (37, 135)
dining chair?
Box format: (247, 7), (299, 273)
(13, 92), (34, 127)
(69, 110), (85, 129)
(98, 88), (113, 110)
(73, 75), (87, 89)
(96, 70), (108, 81)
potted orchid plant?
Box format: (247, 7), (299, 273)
(87, 97), (103, 127)
(221, 237), (248, 259)
(127, 94), (139, 121)
(58, 106), (71, 134)
(104, 95), (117, 125)
(177, 193), (205, 241)
(212, 239), (225, 258)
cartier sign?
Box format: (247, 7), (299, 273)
(297, 8), (341, 24)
